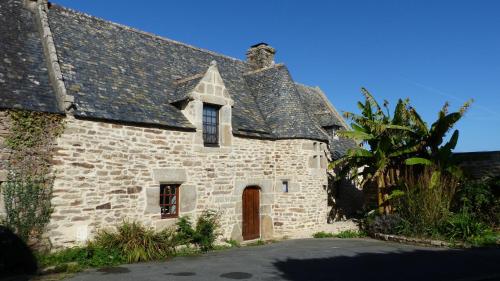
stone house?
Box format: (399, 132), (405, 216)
(0, 0), (355, 248)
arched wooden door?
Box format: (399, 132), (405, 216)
(242, 186), (260, 240)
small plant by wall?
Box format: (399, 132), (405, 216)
(1, 110), (64, 245)
(175, 210), (221, 252)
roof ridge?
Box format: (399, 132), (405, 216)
(49, 3), (247, 64)
(243, 63), (285, 76)
(294, 81), (317, 88)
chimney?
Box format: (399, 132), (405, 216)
(246, 43), (276, 70)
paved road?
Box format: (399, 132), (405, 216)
(67, 238), (500, 281)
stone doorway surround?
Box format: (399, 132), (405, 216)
(231, 179), (274, 242)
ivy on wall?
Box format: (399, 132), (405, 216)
(1, 110), (64, 245)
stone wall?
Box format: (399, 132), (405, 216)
(47, 116), (329, 248)
(454, 151), (500, 179)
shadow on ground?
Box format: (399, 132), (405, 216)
(273, 247), (500, 281)
(0, 226), (37, 280)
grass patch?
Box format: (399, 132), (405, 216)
(312, 231), (335, 238)
(174, 246), (201, 257)
(37, 245), (125, 274)
(245, 239), (266, 246)
(313, 230), (366, 239)
(335, 230), (366, 238)
(225, 239), (241, 248)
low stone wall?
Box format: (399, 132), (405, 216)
(454, 151), (500, 179)
(373, 233), (454, 247)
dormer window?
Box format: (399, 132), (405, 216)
(203, 104), (219, 146)
(330, 125), (340, 140)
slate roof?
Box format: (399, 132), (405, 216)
(244, 66), (327, 140)
(1, 0), (355, 149)
(171, 74), (204, 104)
(0, 0), (61, 113)
(295, 83), (357, 159)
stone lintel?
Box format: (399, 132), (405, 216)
(152, 168), (187, 183)
(234, 178), (273, 197)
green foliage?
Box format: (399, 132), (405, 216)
(453, 177), (500, 226)
(334, 230), (366, 238)
(2, 178), (53, 243)
(175, 216), (196, 245)
(175, 210), (221, 252)
(38, 215), (231, 273)
(441, 210), (488, 243)
(93, 221), (177, 263)
(330, 89), (471, 214)
(392, 168), (458, 237)
(1, 110), (64, 244)
(312, 231), (335, 238)
(246, 239), (266, 246)
(225, 239), (241, 248)
(37, 245), (125, 272)
(195, 210), (221, 252)
(364, 171), (500, 247)
(313, 230), (366, 238)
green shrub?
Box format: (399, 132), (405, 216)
(93, 221), (177, 263)
(441, 210), (488, 243)
(194, 210), (221, 252)
(454, 177), (500, 226)
(312, 231), (335, 238)
(313, 230), (366, 239)
(175, 216), (196, 246)
(175, 210), (221, 252)
(37, 245), (125, 272)
(335, 230), (366, 238)
(468, 230), (500, 247)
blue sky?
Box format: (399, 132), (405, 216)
(54, 0), (500, 152)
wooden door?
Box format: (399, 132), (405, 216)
(242, 186), (260, 240)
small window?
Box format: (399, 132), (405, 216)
(203, 104), (219, 146)
(159, 184), (179, 218)
(282, 180), (289, 193)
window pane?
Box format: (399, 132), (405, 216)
(282, 181), (289, 192)
(203, 104), (219, 145)
(160, 185), (179, 218)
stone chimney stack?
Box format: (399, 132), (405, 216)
(246, 43), (276, 70)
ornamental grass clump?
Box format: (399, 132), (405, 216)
(393, 167), (459, 237)
(93, 221), (177, 263)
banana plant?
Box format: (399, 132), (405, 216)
(405, 100), (473, 179)
(330, 88), (472, 214)
(331, 88), (420, 213)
